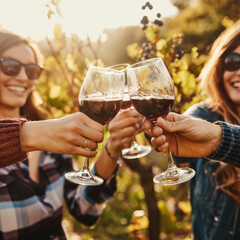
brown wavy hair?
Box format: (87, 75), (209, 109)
(199, 20), (240, 206)
(0, 30), (47, 121)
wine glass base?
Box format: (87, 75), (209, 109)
(65, 171), (104, 186)
(122, 145), (152, 159)
(153, 167), (195, 185)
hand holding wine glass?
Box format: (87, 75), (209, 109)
(65, 66), (125, 185)
(108, 63), (152, 159)
(107, 108), (145, 158)
(127, 58), (195, 185)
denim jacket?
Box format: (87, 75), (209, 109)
(175, 102), (240, 240)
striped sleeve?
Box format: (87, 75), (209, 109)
(0, 118), (28, 168)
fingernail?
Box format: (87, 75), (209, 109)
(154, 147), (160, 152)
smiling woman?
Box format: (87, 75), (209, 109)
(172, 20), (240, 240)
(0, 31), (46, 120)
(0, 30), (118, 240)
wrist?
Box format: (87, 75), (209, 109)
(20, 121), (44, 152)
(210, 124), (222, 155)
(104, 140), (120, 161)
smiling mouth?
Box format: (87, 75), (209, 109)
(5, 85), (27, 93)
(232, 82), (240, 89)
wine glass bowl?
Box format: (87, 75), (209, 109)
(108, 63), (131, 111)
(65, 66), (125, 185)
(128, 58), (195, 185)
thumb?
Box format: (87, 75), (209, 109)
(156, 117), (179, 133)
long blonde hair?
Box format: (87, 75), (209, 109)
(199, 20), (240, 206)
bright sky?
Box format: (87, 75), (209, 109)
(0, 0), (178, 42)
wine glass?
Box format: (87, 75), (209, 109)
(127, 58), (195, 185)
(109, 63), (152, 160)
(65, 66), (124, 185)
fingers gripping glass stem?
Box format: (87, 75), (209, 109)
(64, 66), (125, 186)
(153, 131), (195, 185)
(127, 57), (195, 185)
(108, 63), (152, 160)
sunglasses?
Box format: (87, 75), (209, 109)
(0, 57), (43, 80)
(222, 52), (240, 72)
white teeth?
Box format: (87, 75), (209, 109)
(233, 82), (240, 88)
(6, 86), (26, 93)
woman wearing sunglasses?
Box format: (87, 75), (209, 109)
(0, 30), (132, 240)
(170, 21), (240, 239)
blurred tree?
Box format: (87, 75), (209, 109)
(166, 0), (239, 53)
(37, 25), (104, 118)
(100, 26), (145, 66)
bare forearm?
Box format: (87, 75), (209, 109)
(20, 121), (46, 152)
(20, 113), (104, 157)
(94, 141), (119, 180)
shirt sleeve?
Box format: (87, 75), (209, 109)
(0, 118), (28, 168)
(82, 165), (118, 204)
(208, 121), (240, 168)
(64, 160), (118, 226)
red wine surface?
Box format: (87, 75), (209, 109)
(131, 96), (174, 120)
(121, 100), (132, 110)
(79, 98), (122, 125)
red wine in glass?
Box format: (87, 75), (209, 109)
(121, 99), (132, 110)
(79, 98), (123, 125)
(108, 63), (152, 160)
(65, 66), (124, 186)
(128, 57), (195, 185)
(130, 96), (175, 120)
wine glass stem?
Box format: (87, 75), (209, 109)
(132, 139), (138, 147)
(167, 150), (177, 169)
(165, 131), (180, 177)
(83, 157), (90, 170)
(80, 157), (98, 182)
(165, 142), (182, 179)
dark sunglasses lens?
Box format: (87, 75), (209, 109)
(25, 64), (42, 80)
(223, 53), (240, 71)
(1, 59), (21, 76)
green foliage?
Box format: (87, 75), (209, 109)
(166, 0), (239, 53)
(127, 25), (206, 114)
(37, 25), (104, 118)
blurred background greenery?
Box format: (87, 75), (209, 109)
(1, 0), (239, 239)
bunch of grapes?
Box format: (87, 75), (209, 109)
(140, 2), (163, 30)
(140, 1), (185, 61)
(140, 2), (163, 60)
(141, 41), (153, 60)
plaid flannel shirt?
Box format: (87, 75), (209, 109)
(0, 152), (117, 240)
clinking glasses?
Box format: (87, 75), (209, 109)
(222, 52), (240, 72)
(0, 57), (43, 80)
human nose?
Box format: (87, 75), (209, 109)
(16, 66), (28, 80)
(236, 68), (240, 75)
